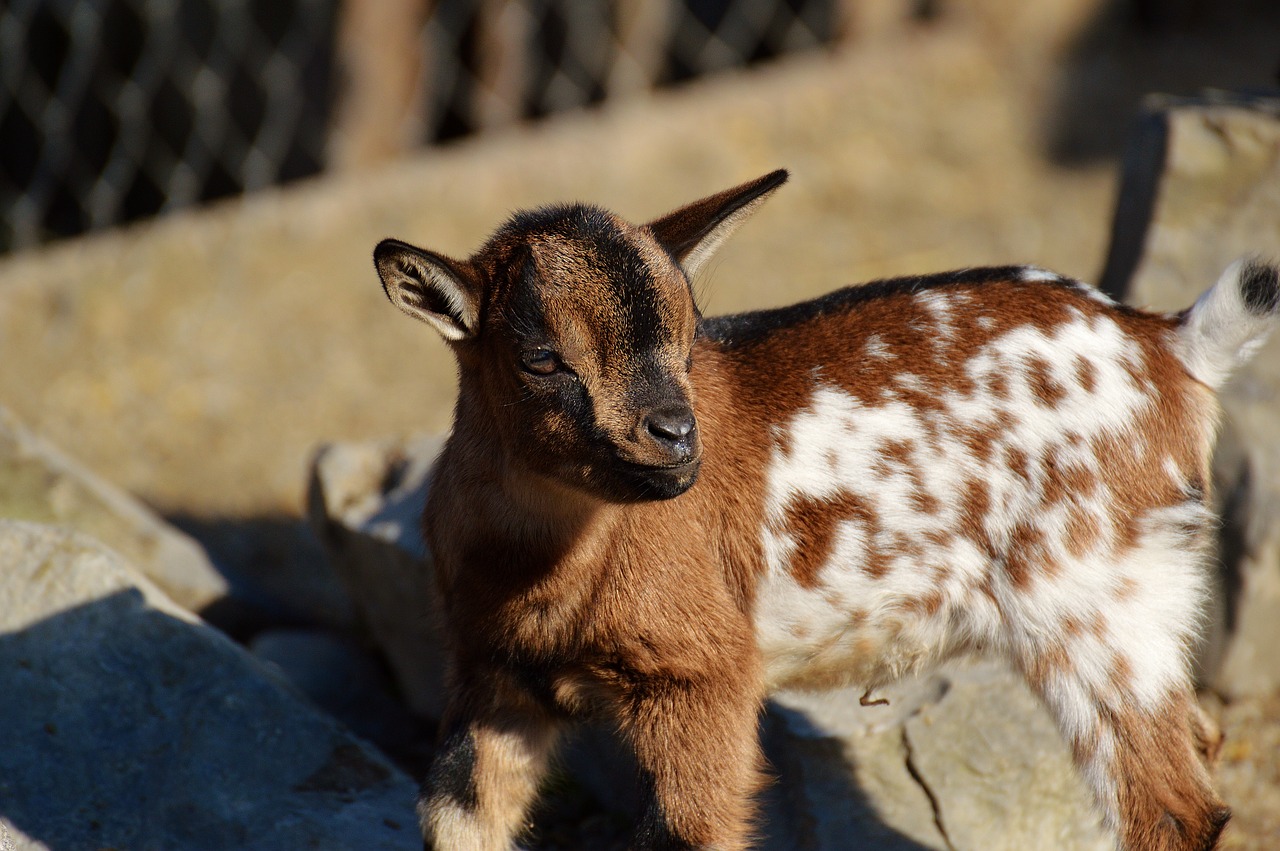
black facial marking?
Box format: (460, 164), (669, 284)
(502, 254), (552, 341)
(1241, 260), (1280, 316)
(625, 360), (688, 408)
(601, 235), (670, 355)
(425, 726), (478, 811)
(500, 203), (682, 354)
(615, 461), (699, 501)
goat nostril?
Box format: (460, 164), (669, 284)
(646, 408), (696, 443)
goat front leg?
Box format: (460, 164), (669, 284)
(418, 671), (559, 851)
(617, 673), (765, 850)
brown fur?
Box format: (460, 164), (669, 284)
(1110, 695), (1230, 851)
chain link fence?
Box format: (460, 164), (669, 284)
(1, 0), (839, 254)
(0, 0), (338, 252)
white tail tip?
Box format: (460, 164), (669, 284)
(1177, 259), (1280, 389)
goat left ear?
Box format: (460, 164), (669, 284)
(374, 239), (481, 341)
(645, 169), (789, 280)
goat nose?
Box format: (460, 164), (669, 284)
(645, 406), (697, 444)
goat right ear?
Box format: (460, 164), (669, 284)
(374, 239), (480, 341)
(646, 169), (789, 280)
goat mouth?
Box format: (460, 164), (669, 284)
(619, 458), (701, 475)
(613, 458), (701, 500)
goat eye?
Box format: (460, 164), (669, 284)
(521, 349), (561, 375)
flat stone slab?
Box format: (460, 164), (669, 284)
(903, 664), (1111, 851)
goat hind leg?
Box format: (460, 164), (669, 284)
(1110, 690), (1230, 851)
(1026, 659), (1227, 851)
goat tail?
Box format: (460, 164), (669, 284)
(1176, 258), (1280, 389)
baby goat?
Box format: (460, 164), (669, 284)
(374, 170), (1278, 851)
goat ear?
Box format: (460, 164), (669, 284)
(645, 169), (789, 280)
(374, 239), (480, 341)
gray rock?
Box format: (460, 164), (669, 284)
(307, 437), (1116, 848)
(0, 520), (418, 851)
(902, 664), (1110, 851)
(0, 405), (228, 612)
(761, 663), (1110, 851)
(762, 681), (950, 850)
(307, 434), (449, 718)
(1101, 93), (1280, 698)
(171, 514), (359, 636)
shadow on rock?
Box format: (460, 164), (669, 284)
(166, 511), (357, 641)
(0, 588), (416, 851)
(545, 708), (940, 851)
(759, 702), (944, 851)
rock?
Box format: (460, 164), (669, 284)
(761, 679), (950, 850)
(0, 405), (228, 612)
(1099, 92), (1280, 304)
(763, 663), (1110, 851)
(0, 520), (418, 851)
(249, 627), (428, 758)
(1100, 92), (1280, 698)
(307, 434), (449, 718)
(902, 664), (1110, 851)
(171, 513), (359, 638)
(307, 437), (1115, 848)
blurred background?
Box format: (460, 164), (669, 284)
(3, 0), (1277, 253)
(3, 0), (1277, 505)
(2, 0), (847, 252)
(2, 1), (1280, 848)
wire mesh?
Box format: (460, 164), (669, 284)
(0, 0), (338, 252)
(1, 0), (836, 254)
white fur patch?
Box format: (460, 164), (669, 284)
(915, 290), (957, 340)
(863, 334), (894, 360)
(1020, 266), (1063, 283)
(754, 309), (1192, 707)
(422, 799), (488, 851)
